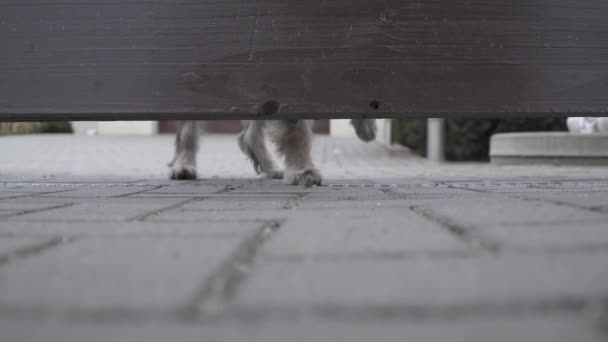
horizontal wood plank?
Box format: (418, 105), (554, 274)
(1, 0), (607, 120)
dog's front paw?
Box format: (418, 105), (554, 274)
(169, 164), (197, 180)
(284, 168), (322, 187)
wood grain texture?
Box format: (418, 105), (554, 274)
(1, 0), (607, 120)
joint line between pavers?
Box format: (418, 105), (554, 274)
(125, 197), (205, 222)
(2, 182), (157, 187)
(180, 219), (283, 320)
(0, 193), (39, 201)
(0, 230), (243, 240)
(445, 184), (489, 193)
(227, 296), (601, 323)
(378, 187), (408, 199)
(410, 206), (501, 253)
(0, 189), (77, 201)
(124, 184), (242, 222)
(254, 239), (608, 264)
(0, 236), (76, 267)
(31, 189), (78, 197)
(0, 202), (75, 219)
(112, 185), (167, 198)
(517, 196), (608, 214)
(259, 249), (479, 264)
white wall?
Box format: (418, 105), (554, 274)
(73, 120), (390, 142)
(329, 119), (392, 145)
(71, 121), (158, 135)
(71, 121), (98, 135)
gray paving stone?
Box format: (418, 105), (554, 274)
(0, 236), (247, 312)
(0, 202), (73, 212)
(540, 180), (608, 191)
(1, 182), (149, 193)
(6, 198), (189, 222)
(8, 180), (145, 184)
(0, 238), (50, 255)
(137, 185), (227, 195)
(259, 212), (468, 257)
(296, 199), (413, 210)
(524, 191), (608, 210)
(447, 180), (608, 193)
(131, 179), (196, 186)
(0, 221), (257, 238)
(303, 188), (391, 201)
(157, 204), (440, 224)
(391, 184), (475, 195)
(150, 208), (291, 223)
(229, 188), (312, 195)
(481, 222), (608, 250)
(0, 314), (604, 342)
(2, 135), (608, 341)
(0, 192), (36, 199)
(190, 178), (280, 186)
(134, 192), (295, 200)
(446, 181), (558, 193)
(33, 185), (161, 198)
(228, 184), (358, 194)
(413, 197), (608, 227)
(0, 197), (95, 204)
(233, 253), (608, 310)
(0, 184), (75, 194)
(180, 197), (294, 211)
(324, 179), (376, 185)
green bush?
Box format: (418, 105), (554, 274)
(38, 121), (74, 133)
(0, 122), (73, 135)
(392, 118), (567, 161)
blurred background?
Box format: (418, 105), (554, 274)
(1, 118), (567, 162)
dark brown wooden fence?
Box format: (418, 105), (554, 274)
(1, 0), (607, 121)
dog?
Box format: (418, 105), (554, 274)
(168, 118), (376, 187)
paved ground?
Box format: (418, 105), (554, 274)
(0, 134), (607, 341)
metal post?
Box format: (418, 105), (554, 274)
(427, 118), (445, 162)
(378, 119), (392, 146)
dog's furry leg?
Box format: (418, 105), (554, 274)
(168, 121), (199, 180)
(351, 119), (377, 142)
(238, 120), (283, 179)
(268, 120), (322, 187)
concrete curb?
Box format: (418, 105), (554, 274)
(490, 132), (608, 165)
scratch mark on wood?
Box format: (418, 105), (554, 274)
(247, 14), (260, 62)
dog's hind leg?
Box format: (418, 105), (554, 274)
(238, 120), (283, 179)
(351, 118), (377, 142)
(268, 120), (322, 187)
(168, 121), (199, 180)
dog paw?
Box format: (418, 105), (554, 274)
(169, 164), (197, 180)
(284, 168), (322, 187)
(351, 119), (377, 142)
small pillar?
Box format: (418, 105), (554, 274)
(427, 118), (445, 162)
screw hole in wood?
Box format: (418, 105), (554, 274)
(369, 100), (380, 110)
